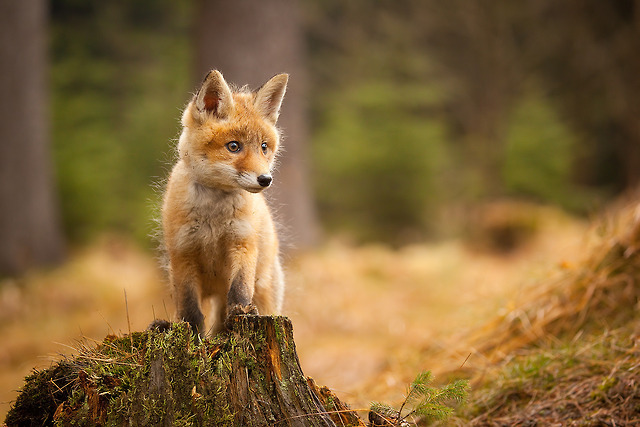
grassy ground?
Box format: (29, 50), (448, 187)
(450, 198), (640, 425)
(0, 203), (597, 422)
(286, 205), (589, 414)
(455, 326), (640, 425)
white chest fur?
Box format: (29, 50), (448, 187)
(182, 182), (254, 247)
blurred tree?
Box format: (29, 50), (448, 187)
(503, 91), (581, 208)
(522, 0), (640, 191)
(306, 0), (456, 243)
(413, 0), (640, 196)
(194, 0), (320, 250)
(307, 0), (640, 244)
(44, 0), (640, 247)
(0, 0), (65, 275)
(312, 82), (450, 243)
(414, 1), (523, 199)
(50, 0), (192, 243)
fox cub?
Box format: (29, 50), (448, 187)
(161, 70), (287, 337)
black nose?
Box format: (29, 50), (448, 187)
(257, 174), (272, 187)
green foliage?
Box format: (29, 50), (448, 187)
(370, 371), (469, 425)
(306, 1), (628, 243)
(51, 0), (192, 243)
(503, 91), (586, 211)
(313, 80), (452, 243)
(48, 1), (630, 245)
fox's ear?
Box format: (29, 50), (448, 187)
(193, 70), (234, 122)
(254, 73), (288, 124)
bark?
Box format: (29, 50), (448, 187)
(224, 316), (360, 426)
(0, 0), (65, 276)
(5, 316), (365, 426)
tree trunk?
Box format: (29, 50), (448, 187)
(194, 0), (321, 250)
(0, 0), (65, 276)
(5, 316), (365, 426)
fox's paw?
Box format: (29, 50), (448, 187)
(228, 303), (259, 316)
(225, 304), (259, 329)
(147, 319), (172, 333)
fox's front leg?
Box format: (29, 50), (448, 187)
(224, 243), (259, 326)
(170, 256), (205, 337)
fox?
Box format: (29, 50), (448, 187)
(157, 70), (287, 337)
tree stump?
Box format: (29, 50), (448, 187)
(5, 316), (365, 426)
(222, 315), (362, 426)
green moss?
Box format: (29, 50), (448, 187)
(273, 316), (284, 342)
(7, 318), (363, 426)
(5, 362), (76, 427)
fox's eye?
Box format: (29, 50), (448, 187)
(226, 141), (241, 152)
(261, 142), (268, 154)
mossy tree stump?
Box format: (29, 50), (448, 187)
(223, 315), (359, 426)
(5, 316), (364, 426)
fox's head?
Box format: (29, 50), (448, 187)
(178, 70), (288, 193)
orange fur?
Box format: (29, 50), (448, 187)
(162, 70), (287, 336)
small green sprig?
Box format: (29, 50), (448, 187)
(370, 371), (469, 426)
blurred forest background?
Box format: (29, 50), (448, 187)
(2, 0), (640, 274)
(2, 0), (640, 421)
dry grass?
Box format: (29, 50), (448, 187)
(431, 196), (640, 425)
(456, 326), (640, 426)
(0, 203), (590, 421)
(284, 204), (587, 410)
(462, 198), (640, 365)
